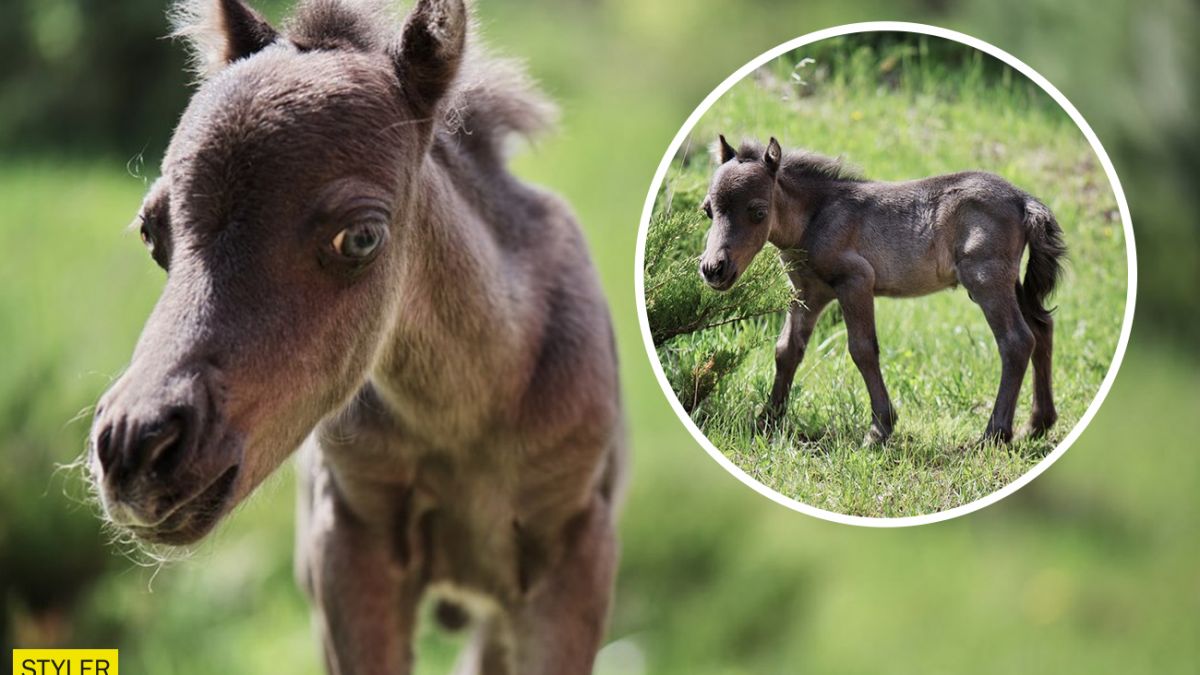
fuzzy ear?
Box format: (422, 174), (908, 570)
(715, 134), (737, 164)
(392, 0), (468, 116)
(171, 0), (279, 78)
(765, 137), (782, 173)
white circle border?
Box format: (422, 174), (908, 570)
(633, 21), (1138, 528)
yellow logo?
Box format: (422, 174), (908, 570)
(12, 650), (118, 675)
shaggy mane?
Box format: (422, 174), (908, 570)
(170, 0), (555, 159)
(736, 140), (863, 182)
(439, 40), (558, 158)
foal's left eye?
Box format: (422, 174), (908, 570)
(332, 220), (387, 261)
(749, 206), (768, 224)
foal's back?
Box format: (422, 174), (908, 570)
(825, 171), (1029, 297)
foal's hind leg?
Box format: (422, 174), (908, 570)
(1019, 294), (1058, 438)
(962, 264), (1034, 443)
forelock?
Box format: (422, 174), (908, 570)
(285, 0), (394, 52)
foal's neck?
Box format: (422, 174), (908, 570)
(368, 151), (532, 438)
(768, 174), (844, 250)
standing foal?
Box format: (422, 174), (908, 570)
(698, 136), (1065, 445)
(87, 1), (625, 673)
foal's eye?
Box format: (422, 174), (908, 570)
(332, 220), (387, 261)
(139, 217), (155, 252)
(749, 206), (768, 224)
(701, 202), (713, 219)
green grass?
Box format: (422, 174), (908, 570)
(647, 42), (1128, 518)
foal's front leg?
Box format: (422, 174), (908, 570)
(833, 263), (897, 444)
(762, 290), (833, 428)
(512, 494), (617, 675)
(299, 444), (421, 675)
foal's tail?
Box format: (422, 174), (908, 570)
(1018, 197), (1067, 328)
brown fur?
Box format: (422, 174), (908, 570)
(87, 2), (624, 673)
(699, 135), (1065, 444)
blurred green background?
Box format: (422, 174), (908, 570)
(1, 0), (1196, 673)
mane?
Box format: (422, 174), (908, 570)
(170, 0), (555, 160)
(438, 38), (558, 159)
(735, 140), (864, 182)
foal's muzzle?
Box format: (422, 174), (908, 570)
(699, 253), (738, 291)
(89, 364), (240, 544)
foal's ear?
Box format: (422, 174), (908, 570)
(392, 0), (468, 117)
(765, 137), (783, 174)
(171, 0), (279, 79)
(714, 134), (737, 164)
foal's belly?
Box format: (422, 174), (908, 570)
(863, 234), (959, 298)
(872, 263), (958, 297)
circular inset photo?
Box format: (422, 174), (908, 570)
(635, 23), (1134, 525)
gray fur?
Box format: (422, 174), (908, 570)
(698, 135), (1065, 445)
(88, 1), (623, 673)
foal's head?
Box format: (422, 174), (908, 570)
(698, 135), (782, 291)
(88, 0), (468, 545)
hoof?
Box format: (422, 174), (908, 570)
(1019, 412), (1058, 439)
(862, 407), (897, 446)
(862, 423), (892, 446)
(754, 408), (782, 436)
(980, 426), (1013, 445)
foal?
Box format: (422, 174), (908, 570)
(87, 1), (625, 673)
(698, 136), (1065, 444)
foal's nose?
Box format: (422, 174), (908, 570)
(94, 411), (190, 483)
(89, 365), (219, 523)
(700, 257), (728, 283)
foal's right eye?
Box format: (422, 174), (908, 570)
(332, 219), (388, 262)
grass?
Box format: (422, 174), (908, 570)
(646, 39), (1128, 518)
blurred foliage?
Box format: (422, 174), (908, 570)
(0, 0), (290, 156)
(0, 0), (185, 155)
(0, 0), (1197, 672)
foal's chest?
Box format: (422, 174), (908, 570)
(406, 445), (526, 598)
(320, 411), (536, 602)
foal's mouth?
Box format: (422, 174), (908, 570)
(704, 273), (739, 292)
(125, 465), (240, 545)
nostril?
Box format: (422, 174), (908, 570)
(95, 425), (117, 473)
(702, 259), (726, 280)
(144, 413), (188, 477)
